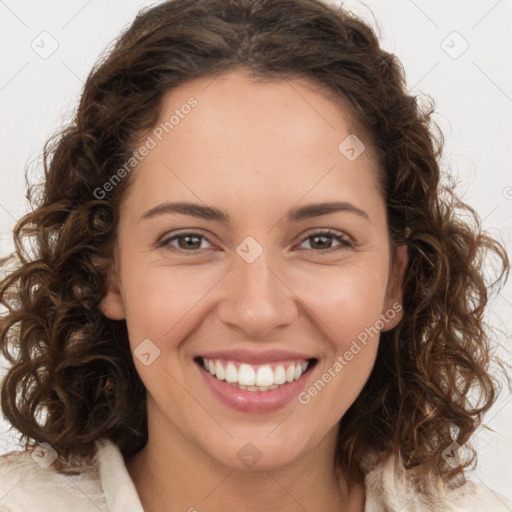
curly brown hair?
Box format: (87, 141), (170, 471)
(1, 0), (509, 485)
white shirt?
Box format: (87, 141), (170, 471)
(1, 438), (511, 511)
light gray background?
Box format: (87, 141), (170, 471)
(1, 0), (511, 504)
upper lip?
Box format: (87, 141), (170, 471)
(198, 348), (316, 364)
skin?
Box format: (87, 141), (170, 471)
(100, 70), (408, 512)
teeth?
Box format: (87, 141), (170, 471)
(256, 366), (274, 387)
(274, 365), (286, 385)
(201, 357), (311, 391)
(225, 362), (238, 383)
(238, 364), (256, 386)
(215, 360), (225, 380)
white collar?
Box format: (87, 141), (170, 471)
(95, 438), (144, 512)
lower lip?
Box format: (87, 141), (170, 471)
(196, 362), (315, 413)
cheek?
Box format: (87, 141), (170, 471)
(292, 264), (388, 419)
(291, 259), (390, 349)
(120, 261), (224, 348)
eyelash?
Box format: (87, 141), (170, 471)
(159, 229), (353, 254)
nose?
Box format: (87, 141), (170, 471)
(216, 249), (299, 338)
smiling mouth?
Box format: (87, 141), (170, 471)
(194, 356), (317, 391)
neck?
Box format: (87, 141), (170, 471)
(125, 406), (365, 512)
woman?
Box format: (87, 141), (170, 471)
(0, 0), (510, 510)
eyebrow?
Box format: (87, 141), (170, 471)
(140, 201), (370, 223)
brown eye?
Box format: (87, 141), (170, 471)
(162, 232), (211, 252)
(298, 230), (352, 252)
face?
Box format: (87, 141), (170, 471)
(100, 70), (407, 471)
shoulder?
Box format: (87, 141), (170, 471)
(361, 450), (512, 512)
(0, 447), (108, 512)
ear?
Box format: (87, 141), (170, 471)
(97, 258), (126, 320)
(381, 244), (408, 331)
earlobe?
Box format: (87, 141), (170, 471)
(98, 263), (126, 320)
(99, 291), (126, 320)
(395, 244), (408, 276)
(382, 244), (408, 331)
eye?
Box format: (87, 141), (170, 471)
(160, 232), (212, 252)
(159, 229), (353, 254)
(297, 229), (352, 252)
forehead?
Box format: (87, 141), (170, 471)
(157, 69), (370, 153)
(123, 70), (383, 223)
